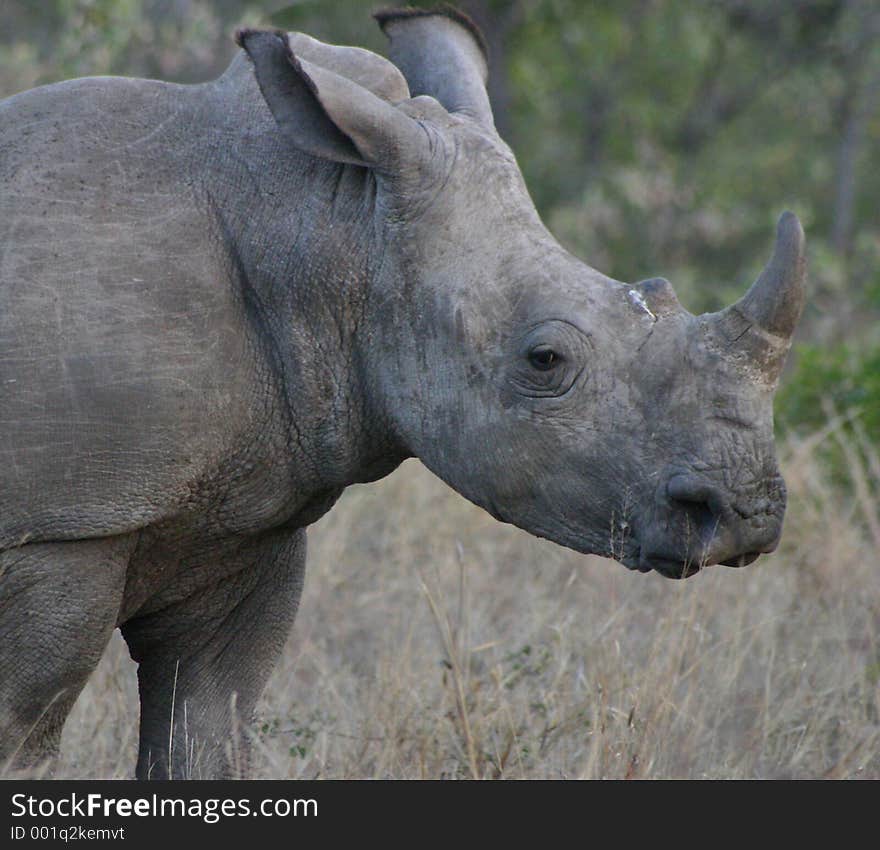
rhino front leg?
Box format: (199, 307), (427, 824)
(122, 528), (306, 779)
(0, 537), (132, 775)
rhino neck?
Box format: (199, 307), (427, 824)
(194, 120), (410, 494)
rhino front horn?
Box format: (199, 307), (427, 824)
(733, 211), (806, 340)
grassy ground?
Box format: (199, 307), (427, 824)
(51, 431), (880, 779)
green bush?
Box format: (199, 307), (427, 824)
(776, 342), (880, 440)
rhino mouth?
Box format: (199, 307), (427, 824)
(618, 540), (705, 577)
(640, 553), (704, 579)
(633, 549), (763, 579)
(720, 551), (761, 568)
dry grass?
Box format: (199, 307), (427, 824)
(51, 427), (880, 779)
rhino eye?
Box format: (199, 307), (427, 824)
(509, 320), (589, 400)
(528, 345), (559, 371)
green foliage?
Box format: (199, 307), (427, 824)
(776, 341), (880, 440)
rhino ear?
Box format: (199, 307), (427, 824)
(374, 6), (494, 130)
(236, 29), (424, 170)
(285, 31), (411, 103)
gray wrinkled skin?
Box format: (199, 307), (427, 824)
(0, 8), (805, 778)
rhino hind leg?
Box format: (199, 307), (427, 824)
(0, 537), (132, 776)
(121, 528), (306, 779)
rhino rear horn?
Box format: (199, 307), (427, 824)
(735, 211), (806, 340)
(375, 5), (494, 130)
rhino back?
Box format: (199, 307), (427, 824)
(0, 75), (284, 548)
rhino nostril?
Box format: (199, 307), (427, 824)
(666, 474), (730, 533)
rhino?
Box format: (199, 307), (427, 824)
(0, 6), (805, 779)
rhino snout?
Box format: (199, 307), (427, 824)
(639, 471), (785, 579)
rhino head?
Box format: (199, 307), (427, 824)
(239, 7), (805, 579)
